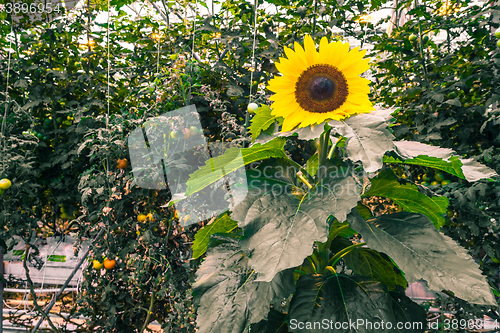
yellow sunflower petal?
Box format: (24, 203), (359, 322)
(328, 41), (350, 68)
(275, 58), (302, 78)
(342, 59), (370, 76)
(318, 37), (330, 64)
(283, 46), (306, 70)
(303, 34), (318, 65)
(292, 42), (310, 68)
(337, 46), (368, 71)
(268, 76), (297, 92)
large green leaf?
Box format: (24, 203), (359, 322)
(186, 137), (287, 196)
(347, 211), (496, 305)
(305, 153), (319, 177)
(329, 110), (396, 173)
(251, 309), (291, 333)
(384, 155), (464, 179)
(344, 248), (408, 290)
(249, 105), (279, 142)
(363, 169), (449, 228)
(394, 140), (497, 181)
(192, 213), (238, 259)
(236, 175), (360, 282)
(288, 274), (426, 333)
(193, 236), (295, 333)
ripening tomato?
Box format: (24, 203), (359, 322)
(104, 258), (116, 270)
(117, 158), (129, 169)
(0, 178), (12, 190)
(93, 260), (104, 269)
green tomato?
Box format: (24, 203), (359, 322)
(57, 117), (62, 124)
(44, 118), (52, 125)
(421, 182), (429, 186)
(189, 126), (199, 135)
(422, 174), (431, 182)
(497, 40), (500, 48)
(430, 181), (440, 186)
(434, 172), (445, 182)
(409, 34), (417, 42)
(441, 179), (451, 186)
(422, 35), (429, 44)
(170, 130), (179, 140)
(36, 132), (43, 139)
(447, 209), (454, 218)
(495, 27), (500, 39)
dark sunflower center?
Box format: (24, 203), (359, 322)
(295, 64), (349, 113)
(309, 76), (335, 101)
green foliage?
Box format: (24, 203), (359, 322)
(2, 0), (500, 330)
(186, 137), (288, 196)
(192, 213), (238, 259)
(288, 274), (426, 333)
(193, 236), (295, 333)
(363, 169), (449, 228)
(348, 211), (496, 306)
(344, 248), (408, 290)
(248, 104), (281, 142)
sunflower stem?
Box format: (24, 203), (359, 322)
(318, 127), (332, 168)
(297, 170), (313, 189)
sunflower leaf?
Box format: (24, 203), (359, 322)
(236, 175), (360, 282)
(249, 105), (279, 142)
(305, 153), (319, 177)
(288, 274), (426, 333)
(186, 137), (287, 196)
(362, 169), (448, 228)
(383, 155), (464, 179)
(343, 248), (408, 290)
(393, 140), (497, 181)
(329, 112), (396, 173)
(250, 309), (290, 333)
(193, 236), (295, 333)
(347, 210), (497, 306)
(192, 213), (238, 259)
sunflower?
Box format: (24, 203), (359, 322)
(267, 34), (374, 132)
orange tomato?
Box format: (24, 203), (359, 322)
(104, 258), (116, 270)
(117, 158), (129, 169)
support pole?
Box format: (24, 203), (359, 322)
(1, 247), (4, 333)
(30, 229), (105, 333)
